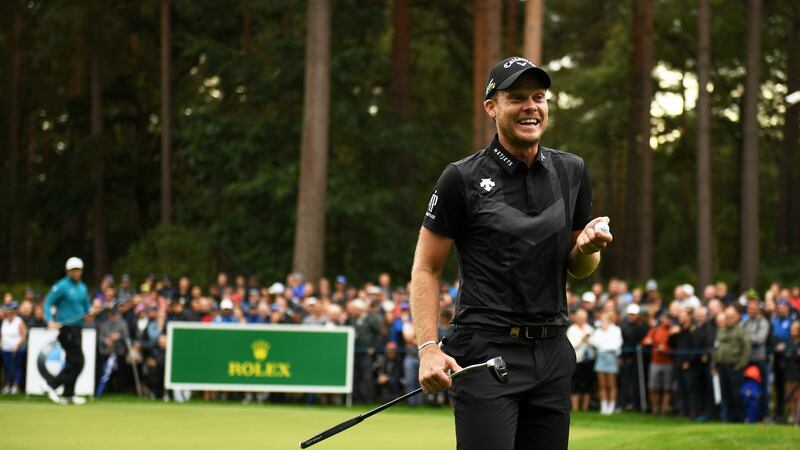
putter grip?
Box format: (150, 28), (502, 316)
(299, 416), (363, 448)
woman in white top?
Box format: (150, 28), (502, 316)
(1, 302), (28, 395)
(590, 310), (622, 415)
(567, 308), (595, 411)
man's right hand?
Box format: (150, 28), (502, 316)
(419, 346), (463, 395)
(47, 321), (59, 330)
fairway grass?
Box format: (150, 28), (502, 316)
(1, 397), (797, 449)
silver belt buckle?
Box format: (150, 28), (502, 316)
(541, 326), (548, 339)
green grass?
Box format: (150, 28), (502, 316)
(0, 396), (797, 449)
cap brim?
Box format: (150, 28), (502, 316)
(490, 67), (551, 98)
(497, 67), (551, 90)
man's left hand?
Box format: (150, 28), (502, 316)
(575, 217), (613, 255)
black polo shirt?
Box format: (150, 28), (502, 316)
(423, 136), (592, 327)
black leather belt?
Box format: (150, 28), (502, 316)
(510, 325), (566, 339)
(457, 324), (567, 340)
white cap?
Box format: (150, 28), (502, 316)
(220, 298), (234, 310)
(581, 292), (596, 303)
(626, 303), (641, 315)
(65, 257), (84, 271)
(305, 297), (318, 306)
(367, 286), (383, 295)
(351, 298), (366, 310)
(645, 279), (658, 291)
(682, 284), (695, 297)
(268, 282), (285, 295)
(382, 300), (395, 312)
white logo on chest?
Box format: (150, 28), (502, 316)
(480, 178), (496, 192)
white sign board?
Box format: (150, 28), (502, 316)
(25, 328), (96, 396)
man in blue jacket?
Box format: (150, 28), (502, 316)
(42, 257), (93, 405)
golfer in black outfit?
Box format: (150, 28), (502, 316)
(410, 57), (612, 450)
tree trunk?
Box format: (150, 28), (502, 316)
(292, 0), (331, 283)
(242, 0), (253, 55)
(390, 0), (412, 120)
(739, 0), (761, 290)
(4, 3), (22, 281)
(161, 0), (173, 226)
(473, 0), (502, 150)
(696, 0), (713, 288)
(634, 0), (654, 280)
(781, 2), (800, 253)
(504, 0), (518, 57)
(90, 5), (108, 282)
(523, 0), (543, 64)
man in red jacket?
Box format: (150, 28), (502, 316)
(642, 313), (675, 415)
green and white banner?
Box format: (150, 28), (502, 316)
(165, 322), (354, 393)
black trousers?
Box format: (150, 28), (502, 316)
(619, 357), (641, 410)
(444, 328), (574, 450)
(52, 326), (84, 397)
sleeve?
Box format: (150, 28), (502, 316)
(43, 283), (61, 322)
(572, 163), (593, 231)
(83, 286), (91, 315)
(738, 330), (751, 370)
(422, 164), (468, 239)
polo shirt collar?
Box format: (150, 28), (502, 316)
(486, 135), (550, 174)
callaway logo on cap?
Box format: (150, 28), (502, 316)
(484, 56), (551, 100)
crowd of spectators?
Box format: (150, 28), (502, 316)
(2, 272), (800, 425)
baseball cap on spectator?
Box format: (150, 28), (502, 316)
(400, 302), (410, 311)
(581, 292), (596, 303)
(220, 298), (234, 310)
(268, 282), (285, 295)
(646, 279), (658, 291)
(367, 286), (382, 295)
(121, 274), (130, 282)
(140, 284), (150, 293)
(5, 301), (19, 310)
(626, 304), (641, 315)
(382, 300), (395, 312)
(743, 364), (762, 383)
(270, 303), (282, 312)
(484, 56), (551, 100)
(683, 284), (695, 297)
(746, 289), (759, 300)
(335, 275), (347, 285)
(305, 297), (318, 307)
(65, 257), (84, 270)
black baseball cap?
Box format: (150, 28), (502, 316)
(484, 56), (551, 100)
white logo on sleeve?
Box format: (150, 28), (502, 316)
(480, 178), (495, 192)
(426, 191), (439, 219)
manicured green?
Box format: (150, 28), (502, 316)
(1, 396), (797, 449)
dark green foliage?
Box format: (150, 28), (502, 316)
(1, 0), (798, 289)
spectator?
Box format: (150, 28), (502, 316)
(676, 284), (701, 312)
(668, 309), (701, 418)
(249, 302), (271, 324)
(772, 300), (794, 420)
(742, 298), (770, 421)
(642, 313), (674, 415)
(567, 308), (594, 411)
(1, 302), (27, 395)
(97, 305), (132, 394)
(579, 291), (597, 324)
(716, 281), (736, 306)
(702, 284), (719, 304)
(590, 310), (623, 415)
(693, 306), (717, 421)
(118, 274), (134, 304)
(373, 341), (403, 402)
(712, 307), (751, 422)
(620, 303), (649, 411)
(784, 321), (800, 424)
(347, 299), (381, 404)
(301, 298), (329, 325)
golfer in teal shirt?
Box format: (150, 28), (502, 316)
(41, 257), (93, 405)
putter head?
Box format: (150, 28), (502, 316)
(486, 356), (509, 384)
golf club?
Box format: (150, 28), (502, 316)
(299, 356), (508, 449)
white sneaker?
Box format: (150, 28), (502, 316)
(10, 385), (19, 395)
(65, 396), (87, 405)
(41, 380), (66, 405)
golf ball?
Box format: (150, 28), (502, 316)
(594, 222), (610, 234)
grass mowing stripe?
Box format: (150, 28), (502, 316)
(1, 398), (797, 449)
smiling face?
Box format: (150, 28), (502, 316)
(485, 72), (548, 151)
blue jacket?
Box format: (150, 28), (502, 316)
(44, 276), (91, 326)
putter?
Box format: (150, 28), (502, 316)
(299, 356), (508, 449)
